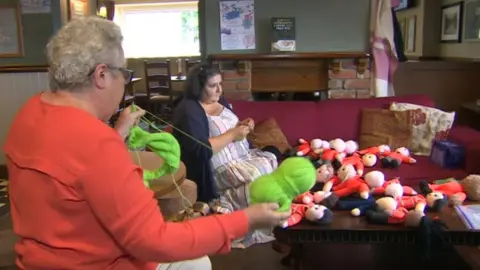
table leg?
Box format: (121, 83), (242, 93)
(291, 243), (303, 270)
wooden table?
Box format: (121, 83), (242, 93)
(275, 205), (480, 269)
(461, 102), (480, 131)
(130, 151), (186, 197)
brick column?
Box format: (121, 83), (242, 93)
(328, 59), (372, 99)
(218, 60), (252, 101)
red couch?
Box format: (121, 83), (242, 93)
(230, 94), (480, 186)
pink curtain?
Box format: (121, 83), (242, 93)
(370, 0), (398, 97)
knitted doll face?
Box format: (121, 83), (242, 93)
(202, 74), (223, 104)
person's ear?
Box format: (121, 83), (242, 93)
(91, 64), (108, 90)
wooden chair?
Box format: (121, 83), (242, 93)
(109, 82), (136, 126)
(185, 59), (202, 74)
(143, 60), (173, 121)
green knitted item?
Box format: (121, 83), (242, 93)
(128, 126), (181, 187)
(433, 178), (457, 185)
(249, 157), (316, 212)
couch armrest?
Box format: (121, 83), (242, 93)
(448, 125), (480, 174)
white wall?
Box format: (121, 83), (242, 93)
(0, 72), (49, 163)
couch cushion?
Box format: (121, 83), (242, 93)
(247, 118), (291, 154)
(390, 102), (455, 156)
(359, 109), (413, 150)
(230, 101), (318, 145)
(230, 94), (435, 143)
(363, 156), (468, 187)
(312, 95), (435, 141)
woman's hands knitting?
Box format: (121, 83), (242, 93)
(238, 118), (255, 131)
(230, 125), (250, 141)
(114, 105), (146, 139)
(244, 203), (291, 229)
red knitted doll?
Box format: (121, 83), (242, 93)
(322, 162), (357, 192)
(294, 192), (314, 205)
(321, 139), (346, 161)
(295, 138), (311, 156)
(379, 147), (416, 168)
(370, 177), (418, 196)
(332, 164), (370, 198)
(358, 144), (391, 155)
(335, 153), (364, 176)
(282, 203), (310, 227)
(365, 197), (410, 225)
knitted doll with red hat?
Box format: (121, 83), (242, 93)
(334, 153), (364, 176)
(331, 164), (370, 198)
(365, 197), (410, 225)
(281, 203), (333, 227)
(321, 139), (346, 162)
(358, 144), (391, 155)
(384, 183), (427, 212)
(322, 161), (358, 192)
(379, 147), (416, 168)
(295, 138), (311, 157)
(419, 175), (480, 205)
(364, 171), (417, 197)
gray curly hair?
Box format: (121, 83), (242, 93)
(46, 16), (124, 91)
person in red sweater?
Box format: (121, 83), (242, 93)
(3, 17), (290, 270)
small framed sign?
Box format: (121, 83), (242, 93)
(0, 5), (24, 58)
(68, 0), (88, 20)
(271, 17), (296, 52)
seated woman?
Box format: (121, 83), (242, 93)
(3, 17), (290, 270)
(172, 64), (278, 247)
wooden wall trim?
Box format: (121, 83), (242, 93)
(0, 65), (48, 73)
(408, 56), (480, 62)
(208, 52), (370, 60)
(0, 164), (6, 180)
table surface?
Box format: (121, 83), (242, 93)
(283, 207), (470, 232)
(130, 151), (186, 197)
(461, 102), (480, 114)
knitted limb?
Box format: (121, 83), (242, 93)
(128, 126), (181, 187)
(282, 204), (308, 228)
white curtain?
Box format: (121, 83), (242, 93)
(370, 0), (398, 97)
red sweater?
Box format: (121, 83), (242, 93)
(3, 94), (249, 270)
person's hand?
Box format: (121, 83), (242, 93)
(230, 125), (250, 141)
(244, 203), (291, 230)
(114, 105), (146, 139)
(238, 118), (254, 131)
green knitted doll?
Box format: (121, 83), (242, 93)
(249, 157), (316, 212)
(128, 126), (181, 187)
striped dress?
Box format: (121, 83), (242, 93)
(207, 108), (277, 248)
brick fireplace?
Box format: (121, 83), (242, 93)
(209, 53), (371, 100)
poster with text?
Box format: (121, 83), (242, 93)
(20, 0), (51, 14)
(219, 0), (255, 50)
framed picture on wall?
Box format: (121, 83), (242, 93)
(68, 0), (88, 20)
(440, 2), (463, 43)
(0, 5), (24, 57)
(406, 16), (416, 52)
(464, 0), (480, 42)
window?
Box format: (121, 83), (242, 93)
(114, 1), (199, 58)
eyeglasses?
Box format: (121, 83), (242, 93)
(88, 65), (134, 85)
(109, 66), (134, 84)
